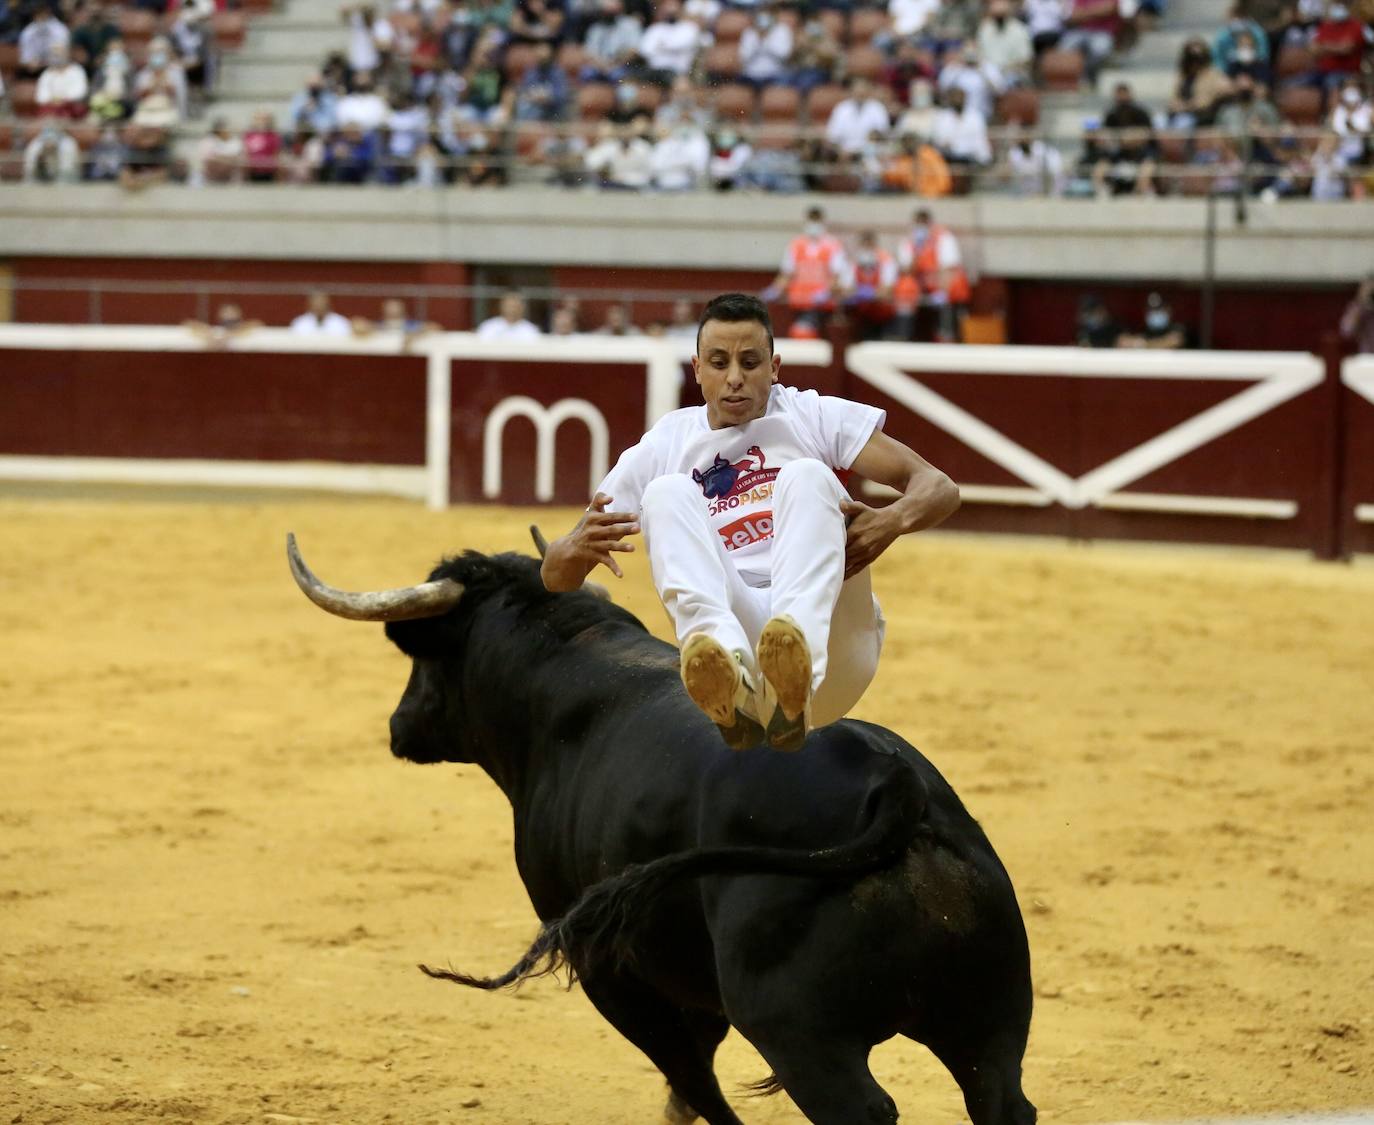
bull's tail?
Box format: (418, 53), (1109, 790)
(420, 749), (926, 991)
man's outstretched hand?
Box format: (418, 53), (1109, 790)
(541, 493), (640, 590)
(839, 498), (903, 580)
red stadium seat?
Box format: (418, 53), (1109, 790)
(715, 10), (750, 43)
(1276, 42), (1315, 82)
(211, 12), (247, 50)
(805, 82), (847, 124)
(10, 81), (37, 116)
(849, 9), (891, 44)
(118, 9), (157, 45)
(995, 86), (1040, 126)
(760, 83), (800, 122)
(713, 82), (756, 123)
(843, 45), (885, 81)
(1278, 84), (1322, 125)
(0, 42), (19, 81)
(1155, 130), (1189, 165)
(513, 123), (553, 161)
(702, 42), (741, 81)
(1038, 48), (1083, 91)
(755, 122), (799, 149)
(577, 82), (615, 120)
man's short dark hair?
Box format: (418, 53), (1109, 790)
(805, 205), (824, 222)
(696, 293), (774, 354)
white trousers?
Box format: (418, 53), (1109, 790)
(640, 458), (885, 727)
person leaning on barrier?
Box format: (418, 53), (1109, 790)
(183, 303), (263, 350)
(1118, 292), (1187, 350)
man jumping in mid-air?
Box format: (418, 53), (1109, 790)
(540, 293), (960, 751)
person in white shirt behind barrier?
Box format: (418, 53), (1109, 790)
(539, 292), (960, 752)
(475, 290), (542, 340)
(289, 291), (353, 336)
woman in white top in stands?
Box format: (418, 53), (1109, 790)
(475, 291), (543, 340)
(538, 293), (960, 752)
(35, 44), (88, 118)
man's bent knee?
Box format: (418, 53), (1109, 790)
(775, 458), (846, 500)
(641, 472), (701, 513)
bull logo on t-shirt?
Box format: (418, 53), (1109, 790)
(691, 446), (765, 499)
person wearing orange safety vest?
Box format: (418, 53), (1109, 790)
(842, 229), (900, 340)
(763, 205), (849, 331)
(894, 207), (970, 343)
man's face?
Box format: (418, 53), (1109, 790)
(692, 319), (780, 430)
(383, 299), (405, 323)
(1114, 86), (1132, 108)
(500, 294), (525, 321)
(309, 292), (330, 317)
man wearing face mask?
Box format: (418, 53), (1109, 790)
(638, 0), (706, 83)
(1329, 77), (1372, 162)
(133, 36), (188, 123)
(1212, 2), (1270, 73)
(290, 71), (340, 133)
(1118, 292), (1186, 350)
(739, 8), (793, 88)
(763, 207), (850, 328)
(1311, 1), (1370, 90)
(976, 0), (1033, 85)
(843, 231), (900, 341)
(894, 208), (969, 343)
(1215, 72), (1280, 134)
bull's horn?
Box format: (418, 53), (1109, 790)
(529, 524), (549, 558)
(286, 533), (463, 622)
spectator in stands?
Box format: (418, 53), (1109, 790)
(1075, 293), (1121, 347)
(87, 123), (124, 180)
(118, 123), (173, 190)
(891, 0), (939, 38)
(354, 297), (439, 343)
(895, 207), (968, 342)
(594, 302), (639, 334)
(843, 230), (899, 341)
(1096, 81), (1157, 194)
(290, 291), (353, 336)
(170, 3), (211, 92)
(1213, 3), (1270, 73)
(739, 7), (793, 89)
(977, 0), (1033, 85)
(1187, 130), (1245, 193)
(35, 42), (87, 117)
(1330, 76), (1372, 162)
(666, 297), (697, 337)
(651, 119), (710, 188)
(337, 71), (390, 129)
(385, 88), (431, 180)
(514, 41), (571, 120)
(737, 138), (808, 192)
(708, 126), (753, 188)
(581, 0), (643, 82)
(682, 0), (720, 25)
(132, 38), (188, 125)
(23, 119), (80, 182)
(1223, 28), (1271, 85)
(1058, 0), (1119, 83)
(1215, 71), (1280, 133)
(185, 303), (263, 349)
(86, 38), (131, 121)
(931, 86), (992, 167)
(461, 37), (513, 123)
(290, 72), (340, 133)
(72, 2), (118, 75)
(509, 0), (566, 45)
(1310, 1), (1370, 91)
(882, 39), (937, 108)
(1006, 122), (1066, 194)
(1168, 36), (1231, 127)
(476, 290), (542, 338)
(638, 1), (707, 83)
(343, 4), (396, 77)
(18, 7), (70, 80)
(1118, 291), (1186, 348)
(585, 118), (654, 187)
(1024, 0), (1068, 54)
(192, 117), (244, 184)
(927, 0), (982, 45)
(895, 77), (939, 138)
(789, 14), (841, 94)
(880, 131), (952, 195)
(764, 205), (848, 323)
(826, 77), (891, 156)
(323, 121), (382, 183)
(285, 126), (326, 183)
(242, 110), (282, 184)
(549, 305), (580, 335)
(655, 74), (710, 128)
(1339, 274), (1374, 352)
(937, 42), (1001, 121)
(1307, 131), (1349, 197)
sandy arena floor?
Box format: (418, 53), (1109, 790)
(2, 495), (1372, 1125)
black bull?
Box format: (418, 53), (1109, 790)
(289, 539), (1036, 1125)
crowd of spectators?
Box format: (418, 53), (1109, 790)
(2, 0), (1372, 194)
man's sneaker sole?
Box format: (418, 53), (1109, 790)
(757, 616), (812, 752)
(680, 634), (764, 751)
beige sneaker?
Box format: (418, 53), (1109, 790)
(756, 616), (813, 752)
(680, 633), (764, 752)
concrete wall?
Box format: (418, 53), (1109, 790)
(3, 187), (1373, 283)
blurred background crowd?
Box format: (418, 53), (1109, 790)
(1, 0), (1372, 195)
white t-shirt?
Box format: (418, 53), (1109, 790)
(475, 316), (541, 340)
(290, 311), (352, 336)
(638, 19), (705, 75)
(825, 97), (891, 155)
(598, 383), (884, 584)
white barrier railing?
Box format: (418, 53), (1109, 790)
(848, 342), (1324, 521)
(1341, 356), (1374, 527)
(0, 325), (833, 510)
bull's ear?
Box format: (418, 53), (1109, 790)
(384, 618), (450, 660)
